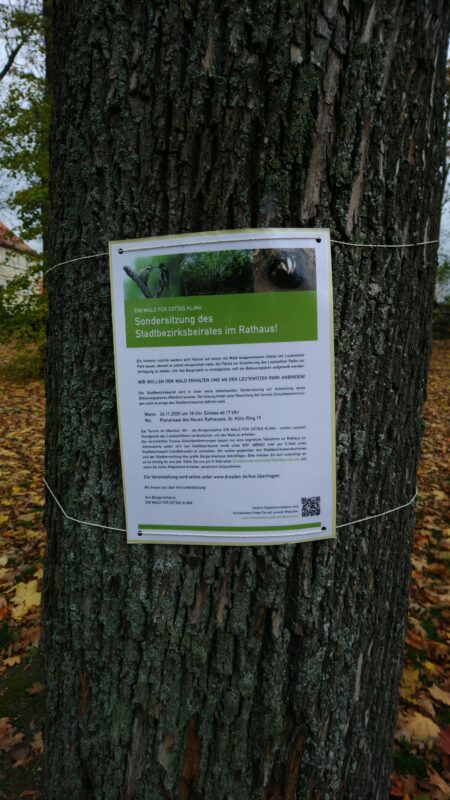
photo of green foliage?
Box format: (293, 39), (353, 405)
(180, 249), (253, 295)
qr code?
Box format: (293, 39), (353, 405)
(301, 496), (321, 517)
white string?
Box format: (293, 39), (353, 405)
(44, 478), (417, 536)
(335, 491), (417, 529)
(46, 251), (108, 274)
(45, 237), (439, 273)
(44, 232), (422, 535)
(44, 478), (126, 532)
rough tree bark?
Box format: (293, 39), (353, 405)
(43, 2), (450, 798)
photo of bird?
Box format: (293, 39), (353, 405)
(139, 263), (170, 297)
(123, 261), (171, 299)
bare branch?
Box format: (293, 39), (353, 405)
(123, 266), (153, 298)
(0, 39), (24, 82)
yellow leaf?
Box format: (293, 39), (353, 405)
(402, 712), (440, 743)
(29, 494), (43, 505)
(10, 580), (41, 620)
(423, 660), (439, 673)
(0, 556), (8, 567)
(399, 668), (420, 700)
(432, 490), (447, 502)
(0, 514), (9, 525)
(3, 656), (21, 667)
(429, 684), (450, 706)
(31, 731), (43, 753)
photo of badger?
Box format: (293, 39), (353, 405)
(252, 248), (316, 293)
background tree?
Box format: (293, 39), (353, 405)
(0, 1), (48, 372)
(43, 2), (450, 799)
(0, 1), (41, 82)
(0, 0), (48, 245)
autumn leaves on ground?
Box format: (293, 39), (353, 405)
(0, 343), (45, 799)
(0, 340), (449, 799)
(389, 340), (450, 800)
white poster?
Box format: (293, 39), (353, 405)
(109, 229), (335, 545)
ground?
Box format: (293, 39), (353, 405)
(0, 339), (448, 800)
(0, 342), (45, 799)
(389, 340), (450, 800)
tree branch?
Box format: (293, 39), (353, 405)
(123, 265), (153, 298)
(0, 40), (25, 83)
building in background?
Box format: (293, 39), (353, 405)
(0, 219), (38, 293)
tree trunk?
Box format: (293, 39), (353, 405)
(43, 2), (450, 798)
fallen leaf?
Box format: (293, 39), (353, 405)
(403, 774), (417, 794)
(429, 767), (450, 797)
(25, 683), (45, 695)
(400, 712), (440, 744)
(406, 628), (427, 650)
(399, 667), (420, 700)
(12, 745), (32, 768)
(429, 685), (450, 706)
(11, 580), (41, 620)
(432, 490), (448, 502)
(428, 640), (449, 659)
(0, 717), (24, 751)
(389, 775), (404, 797)
(30, 731), (43, 753)
(423, 660), (440, 673)
(3, 655), (21, 667)
(412, 555), (428, 572)
(17, 625), (40, 649)
(418, 693), (436, 718)
(439, 726), (450, 755)
(0, 596), (8, 621)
